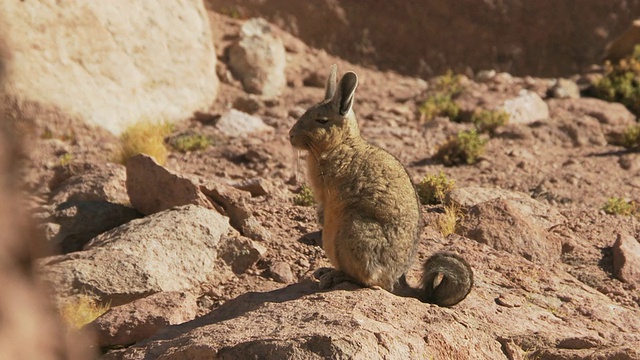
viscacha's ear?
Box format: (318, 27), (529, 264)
(324, 64), (338, 101)
(332, 71), (358, 116)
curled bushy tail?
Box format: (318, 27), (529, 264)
(421, 252), (473, 307)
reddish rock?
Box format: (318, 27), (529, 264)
(49, 162), (129, 206)
(613, 233), (640, 287)
(458, 198), (562, 264)
(126, 154), (214, 215)
(91, 292), (198, 347)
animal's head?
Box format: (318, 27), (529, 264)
(289, 65), (361, 153)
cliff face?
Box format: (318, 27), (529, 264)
(207, 0), (640, 77)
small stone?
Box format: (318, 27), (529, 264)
(231, 178), (273, 197)
(475, 69), (496, 82)
(269, 261), (294, 284)
(233, 96), (262, 114)
(495, 294), (523, 308)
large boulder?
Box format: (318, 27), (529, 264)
(0, 0), (218, 134)
(38, 205), (229, 306)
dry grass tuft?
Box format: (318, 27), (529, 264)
(437, 204), (461, 237)
(59, 295), (111, 330)
(116, 120), (173, 165)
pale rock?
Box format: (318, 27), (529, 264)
(126, 154), (213, 215)
(38, 205), (229, 306)
(215, 109), (273, 138)
(91, 292), (198, 347)
(0, 0), (218, 135)
(475, 69), (497, 82)
(228, 18), (286, 97)
(500, 90), (549, 124)
(550, 78), (580, 99)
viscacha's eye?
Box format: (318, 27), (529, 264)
(316, 118), (329, 124)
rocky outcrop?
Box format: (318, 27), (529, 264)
(0, 0), (218, 134)
(103, 234), (640, 360)
(208, 0), (640, 77)
(103, 283), (505, 360)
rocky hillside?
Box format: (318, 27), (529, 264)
(207, 0), (640, 78)
(1, 4), (640, 360)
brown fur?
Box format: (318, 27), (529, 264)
(289, 66), (473, 306)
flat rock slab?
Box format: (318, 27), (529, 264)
(102, 284), (505, 360)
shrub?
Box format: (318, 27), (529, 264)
(435, 129), (487, 166)
(593, 45), (640, 116)
(472, 109), (510, 134)
(419, 94), (460, 122)
(434, 70), (464, 97)
(59, 295), (110, 330)
(418, 70), (464, 122)
(169, 133), (212, 153)
(621, 124), (640, 149)
(602, 197), (639, 216)
(116, 120), (172, 165)
(58, 153), (72, 166)
(417, 171), (455, 205)
(293, 185), (315, 206)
